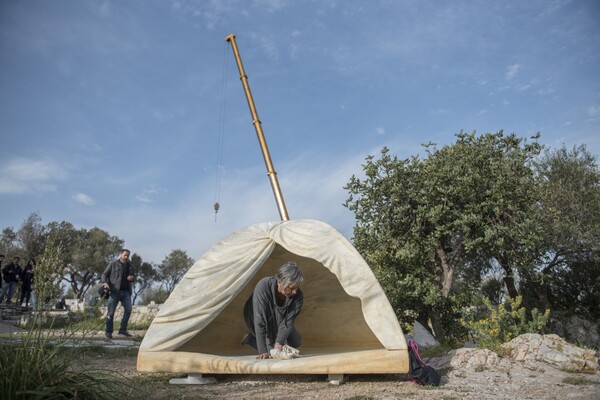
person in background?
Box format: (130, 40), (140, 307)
(20, 258), (35, 307)
(101, 249), (135, 339)
(0, 256), (22, 304)
(241, 261), (304, 359)
(0, 254), (5, 288)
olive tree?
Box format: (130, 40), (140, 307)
(526, 145), (600, 314)
(158, 249), (194, 294)
(130, 253), (158, 305)
(345, 131), (543, 340)
(45, 221), (123, 299)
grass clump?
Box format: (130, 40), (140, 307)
(419, 342), (458, 358)
(0, 337), (130, 399)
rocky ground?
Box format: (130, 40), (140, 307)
(86, 335), (600, 400)
(87, 353), (600, 400)
(2, 316), (598, 399)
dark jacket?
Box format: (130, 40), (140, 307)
(101, 259), (135, 295)
(243, 276), (303, 354)
(2, 263), (22, 283)
(21, 265), (34, 289)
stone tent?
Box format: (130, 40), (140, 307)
(137, 219), (409, 378)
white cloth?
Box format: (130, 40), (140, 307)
(140, 219), (406, 352)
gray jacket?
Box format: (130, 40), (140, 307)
(243, 276), (303, 354)
(101, 259), (135, 294)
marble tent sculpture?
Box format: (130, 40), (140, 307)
(137, 219), (409, 376)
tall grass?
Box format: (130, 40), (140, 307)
(0, 242), (134, 399)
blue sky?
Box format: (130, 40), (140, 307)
(1, 0), (599, 265)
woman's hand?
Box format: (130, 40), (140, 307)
(256, 353), (272, 359)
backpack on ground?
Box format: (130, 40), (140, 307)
(407, 339), (441, 386)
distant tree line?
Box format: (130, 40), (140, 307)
(0, 213), (195, 305)
(345, 131), (600, 341)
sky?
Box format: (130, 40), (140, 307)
(1, 0), (599, 265)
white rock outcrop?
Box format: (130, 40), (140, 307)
(501, 333), (599, 372)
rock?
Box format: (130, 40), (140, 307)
(448, 348), (510, 369)
(412, 321), (439, 348)
(502, 333), (599, 372)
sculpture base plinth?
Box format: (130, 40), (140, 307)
(138, 348), (408, 375)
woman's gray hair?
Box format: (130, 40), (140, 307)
(275, 261), (304, 287)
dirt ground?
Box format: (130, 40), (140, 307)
(86, 351), (600, 400)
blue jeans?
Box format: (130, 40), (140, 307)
(106, 290), (132, 334)
(0, 281), (17, 304)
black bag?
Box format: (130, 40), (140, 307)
(407, 339), (441, 386)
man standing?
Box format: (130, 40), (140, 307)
(242, 261), (304, 359)
(101, 249), (135, 339)
(0, 256), (22, 304)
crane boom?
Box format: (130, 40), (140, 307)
(225, 34), (289, 221)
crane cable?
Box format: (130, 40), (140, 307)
(213, 40), (231, 222)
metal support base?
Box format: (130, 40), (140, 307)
(169, 373), (217, 385)
(328, 373), (348, 385)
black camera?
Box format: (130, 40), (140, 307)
(98, 286), (110, 300)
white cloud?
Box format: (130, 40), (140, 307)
(253, 0), (289, 13)
(136, 184), (166, 203)
(505, 64), (521, 81)
(97, 149), (367, 264)
(72, 192), (96, 206)
(253, 34), (279, 60)
(0, 158), (67, 195)
(517, 84), (532, 91)
(588, 105), (600, 118)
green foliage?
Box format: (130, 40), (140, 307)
(0, 337), (131, 400)
(130, 253), (158, 305)
(140, 286), (170, 304)
(0, 257), (133, 400)
(528, 145), (600, 317)
(16, 212), (46, 260)
(548, 253), (600, 320)
(158, 249), (194, 294)
(419, 342), (459, 358)
(0, 248), (133, 399)
(461, 296), (550, 351)
(35, 241), (65, 309)
(345, 131), (544, 339)
(45, 221), (124, 299)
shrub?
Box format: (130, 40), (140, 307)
(460, 295), (550, 351)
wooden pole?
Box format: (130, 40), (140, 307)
(225, 34), (289, 221)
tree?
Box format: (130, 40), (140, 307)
(158, 249), (194, 294)
(345, 131), (543, 340)
(140, 286), (170, 304)
(45, 222), (123, 299)
(524, 145), (600, 313)
(70, 227), (123, 299)
(130, 253), (158, 305)
(0, 227), (18, 257)
(17, 212), (46, 260)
